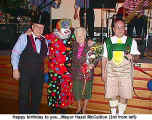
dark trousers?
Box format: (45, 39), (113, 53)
(19, 66), (44, 114)
(79, 8), (95, 39)
(127, 15), (147, 56)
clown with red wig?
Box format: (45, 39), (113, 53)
(45, 19), (75, 114)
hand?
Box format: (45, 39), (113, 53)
(13, 69), (20, 80)
(122, 15), (126, 21)
(133, 55), (139, 62)
(74, 12), (78, 20)
(25, 28), (32, 36)
(88, 64), (94, 70)
(102, 73), (107, 83)
(126, 54), (133, 61)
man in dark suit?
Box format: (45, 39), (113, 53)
(11, 20), (48, 114)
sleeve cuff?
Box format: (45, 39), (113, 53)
(13, 66), (18, 70)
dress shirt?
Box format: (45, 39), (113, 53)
(11, 33), (48, 70)
(102, 35), (140, 58)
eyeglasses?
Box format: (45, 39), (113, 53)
(116, 25), (125, 30)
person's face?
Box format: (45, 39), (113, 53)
(32, 23), (44, 37)
(60, 27), (71, 36)
(113, 21), (125, 38)
(76, 29), (86, 44)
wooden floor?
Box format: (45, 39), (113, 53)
(1, 50), (152, 114)
(0, 97), (104, 114)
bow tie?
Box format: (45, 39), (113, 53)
(35, 37), (42, 41)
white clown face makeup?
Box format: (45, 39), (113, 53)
(60, 27), (71, 36)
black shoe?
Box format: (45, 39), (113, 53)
(76, 109), (82, 114)
(76, 111), (82, 114)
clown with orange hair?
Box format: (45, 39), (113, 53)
(45, 19), (75, 114)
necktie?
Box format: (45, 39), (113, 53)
(112, 38), (124, 65)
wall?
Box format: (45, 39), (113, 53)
(52, 0), (79, 28)
(51, 1), (152, 34)
(51, 1), (122, 27)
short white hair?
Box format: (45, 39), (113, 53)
(74, 27), (86, 37)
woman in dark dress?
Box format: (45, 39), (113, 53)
(72, 27), (96, 114)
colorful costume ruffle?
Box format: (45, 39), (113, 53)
(45, 33), (75, 108)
